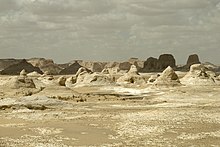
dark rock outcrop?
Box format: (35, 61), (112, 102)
(142, 57), (158, 72)
(90, 62), (107, 72)
(185, 54), (200, 69)
(0, 59), (43, 75)
(0, 59), (22, 71)
(59, 62), (84, 75)
(187, 54), (200, 66)
(157, 54), (176, 70)
(141, 54), (176, 72)
(119, 62), (132, 71)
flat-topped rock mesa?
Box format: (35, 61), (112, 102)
(0, 59), (22, 71)
(141, 54), (176, 72)
(179, 54), (201, 70)
(142, 57), (158, 72)
(157, 54), (176, 69)
(0, 59), (43, 75)
(186, 54), (201, 67)
(27, 58), (63, 75)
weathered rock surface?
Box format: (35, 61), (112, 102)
(20, 69), (27, 77)
(142, 57), (158, 72)
(0, 96), (72, 110)
(27, 58), (54, 67)
(105, 62), (120, 68)
(118, 62), (132, 71)
(27, 58), (63, 75)
(76, 73), (113, 86)
(141, 54), (176, 72)
(27, 71), (42, 77)
(40, 63), (63, 75)
(0, 59), (43, 75)
(79, 61), (107, 72)
(117, 65), (145, 85)
(76, 67), (92, 77)
(91, 62), (107, 72)
(65, 76), (77, 87)
(75, 67), (113, 86)
(3, 76), (36, 89)
(147, 74), (160, 83)
(181, 64), (216, 85)
(128, 65), (139, 75)
(59, 62), (83, 75)
(203, 62), (220, 73)
(57, 76), (67, 86)
(0, 59), (22, 71)
(108, 67), (120, 75)
(186, 54), (200, 68)
(101, 68), (110, 74)
(157, 54), (176, 70)
(153, 66), (180, 86)
(128, 58), (144, 69)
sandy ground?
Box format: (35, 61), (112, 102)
(0, 75), (220, 146)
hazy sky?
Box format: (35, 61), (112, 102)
(0, 0), (220, 64)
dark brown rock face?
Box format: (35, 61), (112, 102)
(0, 59), (22, 71)
(91, 62), (106, 72)
(118, 62), (132, 71)
(186, 54), (201, 67)
(157, 54), (176, 70)
(143, 57), (158, 71)
(59, 62), (82, 75)
(0, 59), (43, 75)
(141, 54), (176, 72)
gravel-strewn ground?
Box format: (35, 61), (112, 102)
(0, 85), (220, 146)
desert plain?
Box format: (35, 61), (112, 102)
(0, 55), (219, 147)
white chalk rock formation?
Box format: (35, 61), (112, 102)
(20, 69), (27, 77)
(101, 68), (110, 74)
(4, 76), (36, 89)
(65, 76), (77, 87)
(153, 66), (180, 86)
(27, 71), (42, 77)
(57, 76), (67, 86)
(181, 64), (216, 86)
(117, 65), (145, 85)
(147, 74), (160, 84)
